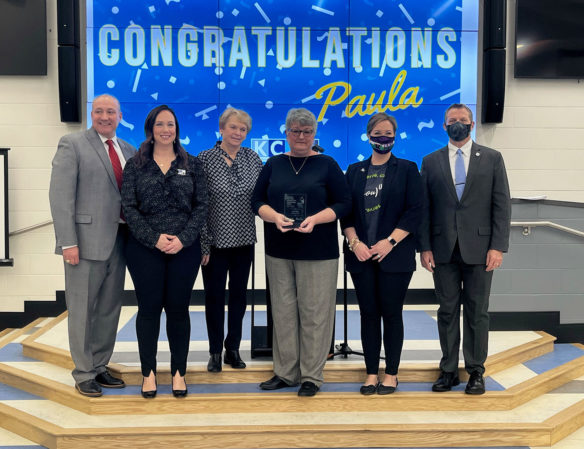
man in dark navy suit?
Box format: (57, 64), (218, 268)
(418, 103), (511, 395)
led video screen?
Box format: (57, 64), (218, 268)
(87, 0), (478, 168)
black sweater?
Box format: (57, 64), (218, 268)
(121, 155), (208, 248)
(251, 154), (351, 260)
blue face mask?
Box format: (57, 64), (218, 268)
(446, 121), (472, 142)
(369, 135), (395, 154)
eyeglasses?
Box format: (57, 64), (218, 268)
(287, 129), (314, 137)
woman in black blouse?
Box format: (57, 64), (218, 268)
(122, 105), (208, 399)
(198, 108), (262, 372)
(251, 108), (351, 397)
(341, 113), (422, 395)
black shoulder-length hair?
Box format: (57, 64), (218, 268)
(135, 105), (189, 169)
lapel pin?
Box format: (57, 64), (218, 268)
(360, 168), (365, 172)
(177, 169), (186, 175)
(476, 152), (480, 156)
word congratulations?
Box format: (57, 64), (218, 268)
(98, 25), (458, 69)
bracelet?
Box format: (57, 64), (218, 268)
(349, 237), (360, 251)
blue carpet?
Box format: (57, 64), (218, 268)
(116, 309), (440, 342)
(0, 344), (37, 363)
(0, 382), (42, 401)
(101, 378), (505, 395)
(0, 446), (47, 449)
(523, 344), (584, 374)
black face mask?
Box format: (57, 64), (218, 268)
(446, 122), (471, 142)
(369, 135), (395, 154)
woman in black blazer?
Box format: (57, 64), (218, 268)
(340, 113), (423, 395)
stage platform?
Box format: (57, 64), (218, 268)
(0, 305), (583, 449)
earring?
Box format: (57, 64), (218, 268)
(150, 140), (154, 144)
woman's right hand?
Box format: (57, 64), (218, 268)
(155, 234), (174, 252)
(201, 254), (210, 266)
(274, 213), (294, 232)
(353, 242), (373, 262)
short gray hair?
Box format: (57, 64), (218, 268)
(219, 107), (252, 132)
(285, 108), (317, 133)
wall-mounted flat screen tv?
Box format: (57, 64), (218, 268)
(515, 0), (584, 79)
(0, 0), (47, 76)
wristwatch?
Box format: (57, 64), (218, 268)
(387, 237), (398, 247)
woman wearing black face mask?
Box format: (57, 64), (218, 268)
(340, 112), (423, 395)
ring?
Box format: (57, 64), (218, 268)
(65, 260), (71, 264)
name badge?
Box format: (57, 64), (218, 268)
(177, 169), (186, 176)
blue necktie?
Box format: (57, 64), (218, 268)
(455, 148), (466, 200)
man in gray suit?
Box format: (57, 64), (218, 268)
(49, 94), (136, 396)
(419, 103), (511, 395)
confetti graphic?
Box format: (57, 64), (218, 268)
(87, 0), (479, 167)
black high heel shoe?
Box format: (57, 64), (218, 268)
(172, 375), (188, 398)
(141, 376), (157, 399)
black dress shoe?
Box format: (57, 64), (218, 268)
(207, 353), (222, 372)
(224, 349), (246, 369)
(95, 370), (125, 388)
(432, 371), (460, 392)
(259, 375), (290, 390)
(359, 383), (378, 395)
(298, 381), (319, 397)
(141, 377), (157, 399)
(75, 379), (102, 397)
(465, 371), (486, 395)
(377, 378), (398, 395)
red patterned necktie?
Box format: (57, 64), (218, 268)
(106, 139), (125, 221)
(106, 139), (123, 191)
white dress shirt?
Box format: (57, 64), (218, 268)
(97, 133), (127, 168)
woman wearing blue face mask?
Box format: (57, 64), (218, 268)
(340, 113), (423, 395)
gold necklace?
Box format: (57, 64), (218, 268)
(289, 156), (308, 175)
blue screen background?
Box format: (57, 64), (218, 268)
(87, 0), (478, 169)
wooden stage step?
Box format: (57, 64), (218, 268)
(1, 348), (584, 414)
(0, 392), (582, 449)
(20, 312), (556, 384)
(1, 313), (583, 448)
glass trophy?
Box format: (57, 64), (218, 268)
(283, 193), (306, 228)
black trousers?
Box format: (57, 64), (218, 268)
(350, 262), (413, 375)
(433, 243), (493, 375)
(126, 234), (201, 377)
(201, 245), (253, 354)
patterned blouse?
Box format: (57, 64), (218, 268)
(198, 141), (263, 255)
(121, 154), (208, 249)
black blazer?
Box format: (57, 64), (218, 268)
(340, 155), (423, 273)
(418, 142), (511, 265)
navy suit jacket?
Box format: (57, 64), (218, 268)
(340, 155), (423, 273)
(418, 142), (511, 265)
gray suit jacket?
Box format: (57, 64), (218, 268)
(418, 142), (511, 265)
(49, 127), (136, 261)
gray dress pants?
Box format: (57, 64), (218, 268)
(64, 228), (126, 383)
(265, 255), (338, 387)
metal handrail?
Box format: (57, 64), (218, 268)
(511, 221), (584, 238)
(9, 219), (584, 239)
(9, 220), (53, 236)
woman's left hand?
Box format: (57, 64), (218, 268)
(295, 215), (316, 233)
(371, 239), (393, 262)
(162, 235), (184, 254)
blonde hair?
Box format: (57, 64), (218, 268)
(219, 107), (252, 131)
